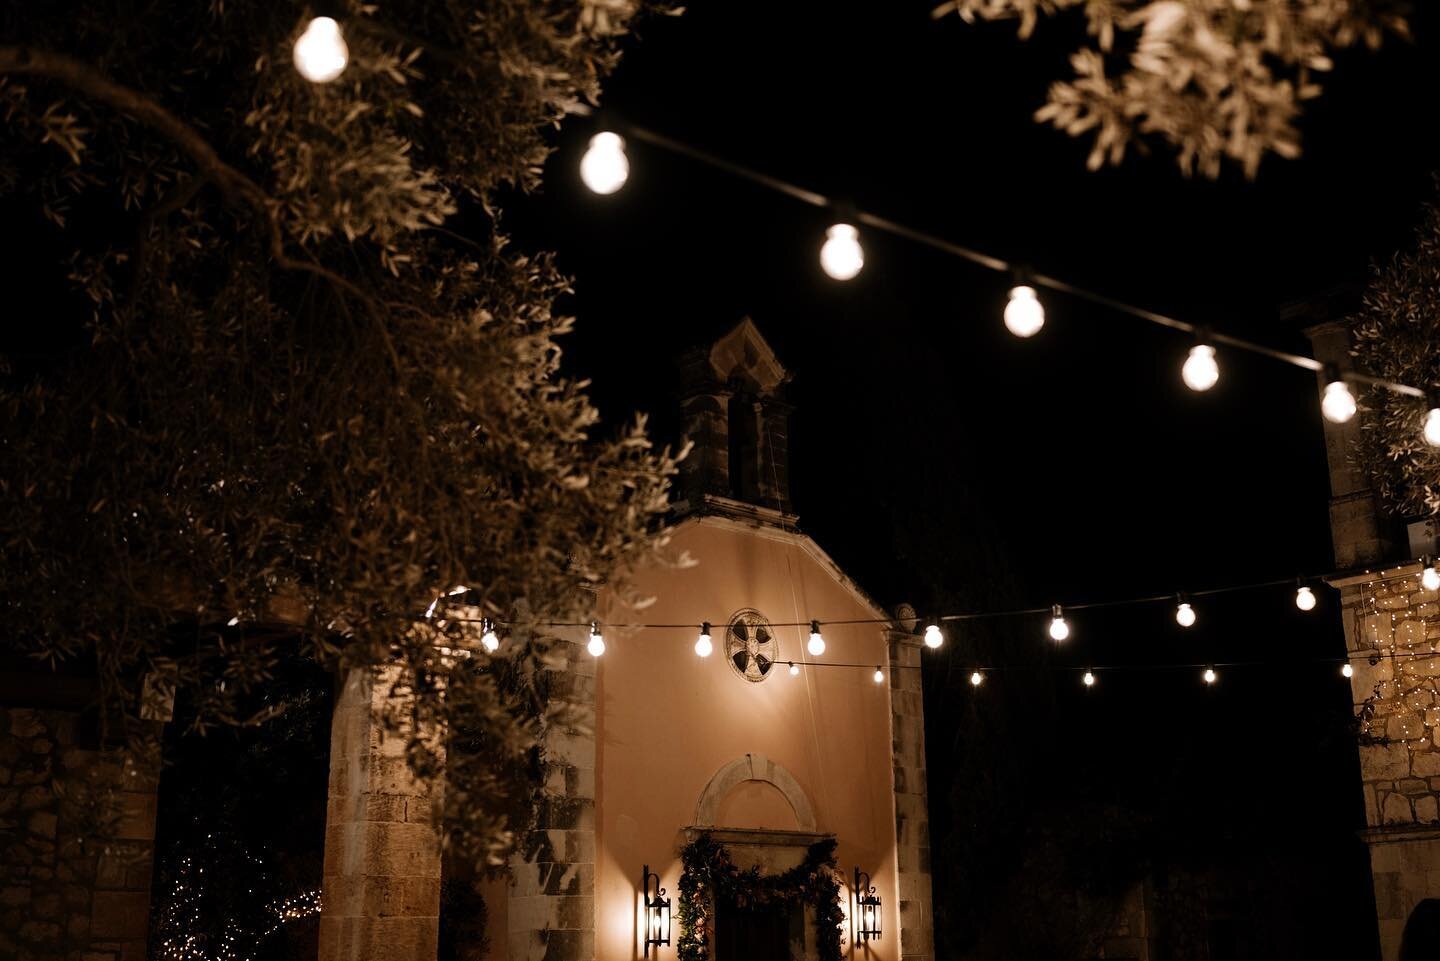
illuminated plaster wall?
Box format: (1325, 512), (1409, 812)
(592, 514), (919, 961)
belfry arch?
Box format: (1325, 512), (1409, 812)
(693, 752), (818, 833)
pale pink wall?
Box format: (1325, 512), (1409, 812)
(596, 517), (900, 961)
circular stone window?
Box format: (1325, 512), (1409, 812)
(724, 608), (780, 683)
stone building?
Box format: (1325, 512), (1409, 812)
(317, 319), (936, 961)
(1302, 296), (1440, 961)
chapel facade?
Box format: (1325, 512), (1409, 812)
(317, 319), (936, 961)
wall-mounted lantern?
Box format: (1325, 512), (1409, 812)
(643, 864), (671, 957)
(854, 867), (882, 943)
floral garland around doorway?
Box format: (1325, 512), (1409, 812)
(676, 832), (844, 961)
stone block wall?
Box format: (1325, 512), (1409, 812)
(1336, 561), (1440, 960)
(885, 625), (934, 961)
(0, 706), (160, 961)
(507, 631), (595, 961)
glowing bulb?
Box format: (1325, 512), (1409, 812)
(580, 131), (629, 194)
(1341, 662), (1354, 679)
(1321, 379), (1356, 424)
(807, 620), (826, 657)
(923, 623), (943, 649)
(1048, 605), (1070, 642)
(820, 224), (863, 280)
(587, 622), (605, 657)
(873, 666), (884, 684)
(1295, 585), (1317, 612)
(1203, 667), (1217, 685)
(695, 622), (713, 658)
(293, 17), (349, 83)
(1423, 561), (1440, 593)
(1082, 671), (1095, 688)
(481, 619), (500, 653)
(1182, 344), (1219, 392)
(969, 670), (984, 687)
(1004, 285), (1045, 338)
(1175, 602), (1196, 628)
(1426, 408), (1440, 447)
(789, 662), (800, 677)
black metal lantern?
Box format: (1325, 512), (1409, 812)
(643, 865), (671, 957)
(854, 867), (882, 943)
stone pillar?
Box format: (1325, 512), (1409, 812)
(886, 615), (934, 961)
(1303, 313), (1402, 569)
(508, 631), (596, 961)
(1332, 562), (1440, 960)
(319, 666), (443, 961)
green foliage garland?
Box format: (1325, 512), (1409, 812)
(675, 833), (843, 961)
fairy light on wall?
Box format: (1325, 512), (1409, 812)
(695, 622), (713, 657)
(481, 618), (500, 653)
(588, 622), (606, 657)
(872, 666), (884, 684)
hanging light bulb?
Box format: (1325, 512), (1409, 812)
(1048, 604), (1070, 642)
(1082, 670), (1096, 688)
(923, 622), (943, 649)
(587, 622), (606, 657)
(580, 131), (629, 194)
(1175, 596), (1196, 628)
(1423, 557), (1440, 593)
(1320, 366), (1357, 424)
(1202, 666), (1217, 685)
(807, 620), (826, 657)
(819, 224), (864, 280)
(789, 661), (800, 677)
(969, 670), (984, 687)
(1425, 392), (1440, 447)
(480, 618), (500, 653)
(1182, 340), (1220, 392)
(293, 17), (349, 83)
(1341, 662), (1355, 679)
(873, 666), (884, 684)
(695, 622), (713, 658)
(1295, 583), (1317, 612)
(1004, 285), (1045, 338)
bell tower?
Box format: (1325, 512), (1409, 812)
(676, 319), (794, 522)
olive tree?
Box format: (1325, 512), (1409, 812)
(934, 0), (1410, 178)
(0, 0), (682, 868)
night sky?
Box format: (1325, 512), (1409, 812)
(504, 2), (1440, 955)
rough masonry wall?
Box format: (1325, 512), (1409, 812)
(0, 706), (160, 961)
(507, 630), (595, 961)
(886, 627), (934, 961)
(1338, 562), (1440, 958)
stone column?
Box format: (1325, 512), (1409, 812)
(319, 665), (442, 961)
(1304, 315), (1402, 568)
(508, 631), (596, 961)
(1333, 562), (1440, 960)
(886, 616), (934, 961)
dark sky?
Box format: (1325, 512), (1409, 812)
(504, 3), (1440, 954)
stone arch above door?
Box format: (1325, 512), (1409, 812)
(694, 753), (817, 833)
